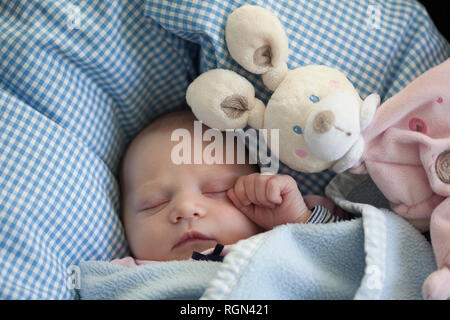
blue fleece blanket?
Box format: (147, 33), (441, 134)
(78, 195), (436, 300)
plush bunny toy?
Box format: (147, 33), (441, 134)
(187, 5), (380, 174)
(186, 5), (450, 299)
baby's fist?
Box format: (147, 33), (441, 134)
(227, 173), (311, 230)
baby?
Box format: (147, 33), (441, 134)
(115, 110), (343, 265)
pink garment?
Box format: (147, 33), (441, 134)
(350, 59), (450, 298)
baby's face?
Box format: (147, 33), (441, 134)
(121, 124), (260, 261)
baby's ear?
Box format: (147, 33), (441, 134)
(225, 5), (289, 91)
(186, 69), (265, 130)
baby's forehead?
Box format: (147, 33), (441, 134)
(133, 117), (247, 159)
(122, 119), (253, 179)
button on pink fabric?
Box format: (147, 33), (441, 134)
(436, 150), (450, 184)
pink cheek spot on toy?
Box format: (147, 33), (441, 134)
(408, 117), (427, 134)
(329, 80), (340, 88)
(436, 97), (443, 104)
(295, 149), (308, 158)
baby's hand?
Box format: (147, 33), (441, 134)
(227, 173), (312, 230)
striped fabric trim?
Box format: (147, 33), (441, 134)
(307, 205), (343, 224)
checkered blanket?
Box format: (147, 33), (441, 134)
(0, 0), (448, 299)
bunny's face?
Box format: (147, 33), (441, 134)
(264, 66), (362, 172)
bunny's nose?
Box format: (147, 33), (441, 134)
(313, 110), (335, 133)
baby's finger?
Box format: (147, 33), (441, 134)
(227, 188), (252, 214)
(244, 174), (262, 206)
(266, 175), (284, 205)
(226, 188), (238, 207)
(234, 176), (251, 206)
(254, 175), (276, 208)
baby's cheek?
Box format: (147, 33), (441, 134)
(126, 216), (168, 260)
(127, 230), (150, 259)
(220, 205), (260, 239)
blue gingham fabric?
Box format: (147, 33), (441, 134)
(0, 0), (448, 299)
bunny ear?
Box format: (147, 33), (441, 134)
(226, 5), (289, 90)
(186, 69), (265, 130)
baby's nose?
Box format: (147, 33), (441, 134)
(174, 209), (201, 222)
(313, 110), (335, 133)
(170, 194), (205, 223)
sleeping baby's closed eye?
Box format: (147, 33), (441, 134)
(201, 181), (235, 200)
(203, 189), (228, 200)
(138, 196), (169, 213)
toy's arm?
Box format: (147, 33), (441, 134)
(186, 69), (265, 130)
(331, 136), (365, 173)
(331, 94), (379, 173)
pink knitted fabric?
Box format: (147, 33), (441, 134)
(351, 59), (450, 276)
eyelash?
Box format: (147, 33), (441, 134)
(141, 201), (168, 212)
(141, 187), (230, 211)
(203, 190), (225, 194)
(203, 189), (228, 198)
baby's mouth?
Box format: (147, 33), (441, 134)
(172, 231), (215, 250)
